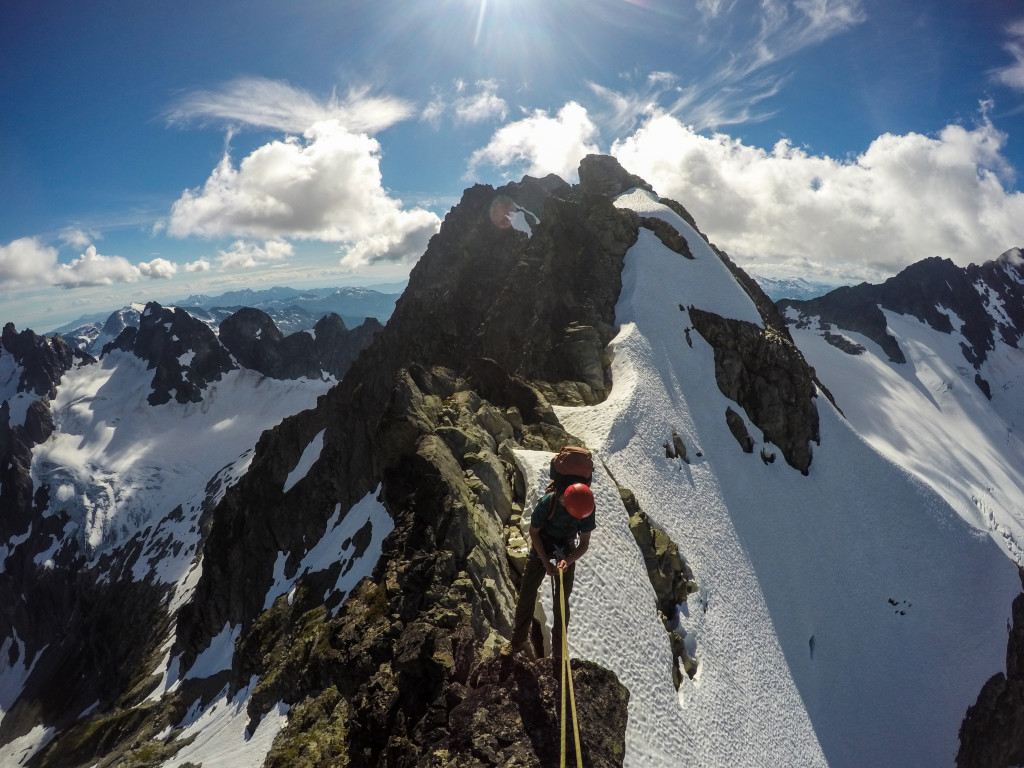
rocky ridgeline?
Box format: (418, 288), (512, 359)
(5, 155), (834, 767)
(779, 249), (1024, 397)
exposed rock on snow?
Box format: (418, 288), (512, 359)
(689, 307), (820, 473)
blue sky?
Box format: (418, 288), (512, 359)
(2, 0), (1024, 332)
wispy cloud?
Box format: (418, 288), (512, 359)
(992, 18), (1024, 91)
(590, 0), (865, 131)
(422, 79), (509, 127)
(166, 77), (415, 135)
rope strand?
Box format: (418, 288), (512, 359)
(557, 568), (583, 768)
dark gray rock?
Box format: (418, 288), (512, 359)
(957, 573), (1024, 768)
(690, 308), (819, 474)
(104, 302), (237, 405)
(725, 407), (754, 453)
(219, 307), (382, 380)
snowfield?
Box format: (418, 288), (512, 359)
(787, 306), (1024, 566)
(30, 350), (335, 559)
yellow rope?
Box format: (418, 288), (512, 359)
(557, 567), (583, 768)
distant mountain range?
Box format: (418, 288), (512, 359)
(49, 284), (404, 357)
(750, 274), (847, 302)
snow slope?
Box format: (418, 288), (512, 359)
(29, 349), (335, 559)
(786, 306), (1024, 566)
(513, 188), (1022, 768)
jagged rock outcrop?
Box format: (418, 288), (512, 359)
(779, 249), (1024, 395)
(577, 153), (653, 198)
(0, 323), (82, 569)
(957, 571), (1024, 768)
(620, 487), (698, 688)
(689, 307), (820, 473)
(104, 302), (236, 405)
(725, 406), (755, 453)
(1, 323), (87, 399)
(446, 655), (629, 767)
(219, 307), (382, 380)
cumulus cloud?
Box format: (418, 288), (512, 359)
(184, 259), (211, 273)
(53, 246), (141, 288)
(165, 119), (441, 265)
(993, 19), (1024, 91)
(467, 102), (600, 181)
(217, 239), (293, 269)
(0, 238), (59, 287)
(454, 79), (508, 124)
(0, 239), (189, 290)
(137, 258), (178, 279)
(610, 112), (1024, 280)
(338, 217), (438, 271)
(167, 77), (414, 135)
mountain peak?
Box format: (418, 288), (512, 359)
(104, 301), (237, 405)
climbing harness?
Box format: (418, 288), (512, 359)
(555, 567), (583, 768)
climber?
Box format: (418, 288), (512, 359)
(503, 480), (596, 664)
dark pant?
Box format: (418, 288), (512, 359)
(510, 556), (576, 658)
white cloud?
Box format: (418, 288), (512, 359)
(468, 102), (600, 181)
(54, 246), (141, 288)
(338, 217), (438, 271)
(421, 80), (509, 127)
(611, 113), (1024, 280)
(138, 258), (178, 279)
(993, 19), (1024, 91)
(59, 227), (98, 250)
(453, 80), (508, 124)
(421, 97), (445, 127)
(0, 238), (59, 287)
(695, 0), (737, 21)
(610, 1), (865, 130)
(166, 120), (441, 264)
(185, 259), (211, 273)
(167, 77), (414, 135)
(0, 240), (185, 290)
(217, 240), (294, 269)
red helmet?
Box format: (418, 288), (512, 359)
(563, 483), (594, 519)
